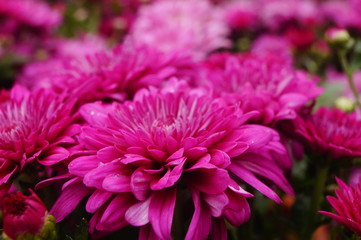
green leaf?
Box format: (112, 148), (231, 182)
(351, 39), (361, 71)
(314, 82), (344, 110)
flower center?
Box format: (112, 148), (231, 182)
(0, 123), (17, 133)
(152, 115), (177, 133)
(6, 199), (28, 216)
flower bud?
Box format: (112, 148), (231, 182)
(1, 190), (57, 240)
(325, 27), (354, 50)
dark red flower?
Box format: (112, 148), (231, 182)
(2, 190), (52, 240)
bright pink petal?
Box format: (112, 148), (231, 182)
(50, 181), (91, 222)
(185, 188), (212, 240)
(125, 197), (151, 226)
(149, 188), (177, 240)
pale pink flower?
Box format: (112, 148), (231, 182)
(200, 52), (323, 126)
(129, 0), (230, 60)
(251, 34), (293, 61)
(50, 81), (293, 239)
(259, 0), (321, 30)
(48, 34), (109, 59)
(0, 85), (81, 197)
(0, 0), (62, 29)
(349, 167), (361, 186)
(321, 0), (361, 30)
(319, 178), (361, 236)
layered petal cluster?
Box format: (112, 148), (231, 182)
(200, 52), (322, 125)
(319, 178), (361, 236)
(17, 43), (198, 102)
(0, 86), (80, 197)
(50, 82), (293, 239)
(130, 0), (230, 60)
(283, 107), (361, 159)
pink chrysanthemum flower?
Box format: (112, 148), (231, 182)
(50, 81), (293, 239)
(18, 43), (198, 102)
(18, 34), (109, 90)
(284, 107), (361, 159)
(129, 0), (230, 60)
(0, 0), (62, 29)
(200, 52), (323, 126)
(0, 85), (80, 197)
(319, 178), (361, 236)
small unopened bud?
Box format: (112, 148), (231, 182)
(2, 189), (57, 240)
(325, 27), (354, 50)
(335, 96), (355, 113)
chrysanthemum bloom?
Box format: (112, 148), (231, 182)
(319, 178), (361, 236)
(0, 85), (81, 197)
(17, 43), (198, 102)
(2, 189), (56, 240)
(0, 0), (62, 29)
(200, 52), (322, 126)
(129, 0), (230, 60)
(50, 81), (293, 239)
(18, 34), (109, 90)
(284, 107), (361, 160)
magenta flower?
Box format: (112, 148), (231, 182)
(222, 1), (259, 30)
(129, 0), (230, 60)
(50, 81), (293, 239)
(0, 0), (62, 29)
(18, 34), (109, 90)
(319, 178), (361, 236)
(17, 43), (198, 102)
(200, 52), (322, 125)
(285, 107), (361, 159)
(2, 189), (55, 240)
(0, 85), (81, 197)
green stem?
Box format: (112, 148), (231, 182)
(338, 51), (361, 112)
(227, 224), (239, 240)
(303, 165), (329, 240)
(172, 188), (185, 240)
